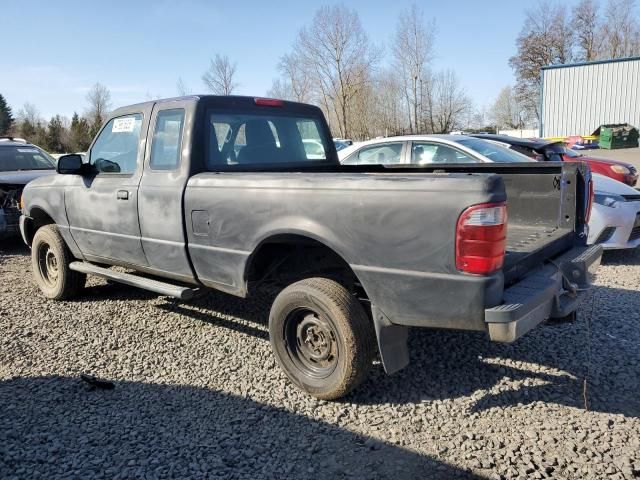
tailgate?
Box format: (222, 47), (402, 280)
(391, 162), (589, 284)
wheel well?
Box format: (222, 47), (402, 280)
(25, 208), (55, 245)
(245, 234), (367, 298)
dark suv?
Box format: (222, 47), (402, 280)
(0, 137), (56, 239)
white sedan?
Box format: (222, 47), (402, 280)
(589, 173), (640, 250)
(339, 135), (640, 250)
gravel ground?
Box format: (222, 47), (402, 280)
(1, 238), (639, 479)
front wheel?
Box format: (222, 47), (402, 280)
(269, 277), (375, 400)
(31, 225), (85, 300)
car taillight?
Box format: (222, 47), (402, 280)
(456, 202), (507, 275)
(254, 97), (283, 107)
(586, 177), (594, 223)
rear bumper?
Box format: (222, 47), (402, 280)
(485, 244), (602, 342)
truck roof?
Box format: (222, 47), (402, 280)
(109, 95), (321, 117)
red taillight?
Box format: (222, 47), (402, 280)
(586, 177), (594, 223)
(456, 202), (507, 275)
(254, 97), (283, 107)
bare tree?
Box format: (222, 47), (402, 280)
(428, 70), (472, 133)
(509, 1), (573, 121)
(202, 55), (239, 95)
(85, 82), (112, 136)
(490, 86), (526, 130)
(176, 77), (192, 96)
(16, 102), (42, 126)
(294, 5), (380, 139)
(393, 3), (435, 133)
(267, 78), (295, 101)
(573, 0), (601, 60)
(602, 0), (640, 58)
(85, 83), (111, 121)
(278, 53), (312, 103)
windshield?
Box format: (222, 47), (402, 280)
(0, 146), (56, 172)
(456, 138), (534, 163)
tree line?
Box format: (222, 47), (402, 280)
(196, 4), (475, 140)
(0, 83), (111, 153)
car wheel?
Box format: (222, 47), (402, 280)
(32, 225), (85, 300)
(269, 277), (375, 400)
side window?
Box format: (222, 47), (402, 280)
(150, 109), (185, 170)
(350, 143), (403, 165)
(411, 142), (478, 164)
(90, 114), (143, 174)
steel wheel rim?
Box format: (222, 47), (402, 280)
(284, 308), (339, 379)
(37, 243), (59, 288)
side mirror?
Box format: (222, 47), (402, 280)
(57, 154), (84, 174)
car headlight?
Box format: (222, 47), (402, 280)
(594, 191), (625, 207)
(610, 165), (631, 175)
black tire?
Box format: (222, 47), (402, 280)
(269, 277), (375, 400)
(31, 225), (85, 300)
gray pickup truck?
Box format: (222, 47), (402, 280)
(20, 95), (602, 399)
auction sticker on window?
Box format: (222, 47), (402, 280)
(17, 148), (40, 153)
(112, 117), (136, 133)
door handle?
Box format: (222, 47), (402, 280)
(117, 190), (129, 200)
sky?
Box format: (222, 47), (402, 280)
(2, 0), (534, 120)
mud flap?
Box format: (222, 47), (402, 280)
(371, 305), (410, 375)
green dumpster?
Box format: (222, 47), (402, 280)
(593, 124), (639, 149)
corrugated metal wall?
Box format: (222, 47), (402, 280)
(541, 58), (640, 137)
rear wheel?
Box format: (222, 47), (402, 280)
(269, 277), (375, 400)
(31, 225), (85, 300)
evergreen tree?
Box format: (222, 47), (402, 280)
(69, 112), (92, 152)
(0, 93), (15, 135)
(45, 115), (65, 153)
(89, 113), (103, 140)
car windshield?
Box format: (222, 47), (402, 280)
(456, 138), (534, 163)
(0, 145), (56, 172)
(334, 141), (348, 151)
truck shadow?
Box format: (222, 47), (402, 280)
(153, 282), (638, 418)
(0, 375), (479, 479)
(600, 247), (640, 266)
(350, 284), (639, 417)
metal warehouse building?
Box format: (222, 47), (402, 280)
(540, 56), (640, 138)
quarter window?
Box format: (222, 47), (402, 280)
(90, 114), (143, 174)
(150, 109), (185, 170)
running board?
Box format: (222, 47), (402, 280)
(69, 262), (198, 300)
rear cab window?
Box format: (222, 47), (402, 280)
(205, 106), (333, 170)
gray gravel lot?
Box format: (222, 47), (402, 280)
(1, 238), (639, 479)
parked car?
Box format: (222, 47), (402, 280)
(339, 135), (639, 251)
(589, 173), (640, 249)
(469, 134), (638, 187)
(0, 137), (56, 239)
(20, 97), (601, 399)
(339, 135), (535, 164)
